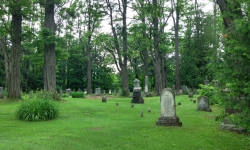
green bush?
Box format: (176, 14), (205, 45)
(61, 94), (69, 98)
(120, 88), (130, 97)
(71, 92), (84, 98)
(198, 84), (219, 105)
(16, 99), (59, 121)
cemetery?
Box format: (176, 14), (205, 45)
(1, 0), (250, 149)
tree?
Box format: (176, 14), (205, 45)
(104, 0), (129, 95)
(43, 0), (57, 93)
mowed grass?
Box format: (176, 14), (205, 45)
(0, 95), (249, 150)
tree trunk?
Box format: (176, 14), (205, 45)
(0, 39), (10, 90)
(7, 0), (22, 99)
(44, 0), (56, 93)
(86, 35), (92, 94)
(152, 0), (165, 95)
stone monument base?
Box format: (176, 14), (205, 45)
(156, 116), (182, 126)
(196, 107), (212, 112)
(131, 97), (144, 104)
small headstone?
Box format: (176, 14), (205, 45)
(131, 104), (134, 107)
(114, 89), (117, 95)
(140, 111), (144, 117)
(148, 108), (151, 112)
(0, 87), (4, 99)
(181, 85), (188, 94)
(156, 88), (182, 126)
(102, 96), (107, 102)
(196, 96), (212, 112)
(178, 102), (181, 106)
(103, 90), (106, 94)
(188, 92), (193, 98)
(204, 77), (209, 85)
(66, 88), (71, 96)
(29, 90), (33, 99)
(109, 89), (112, 95)
(220, 117), (246, 132)
(95, 88), (101, 95)
(193, 89), (198, 94)
(193, 100), (196, 103)
(84, 91), (87, 95)
(116, 102), (119, 106)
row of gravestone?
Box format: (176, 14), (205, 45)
(94, 88), (118, 95)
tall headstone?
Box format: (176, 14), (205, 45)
(109, 89), (112, 95)
(131, 79), (144, 104)
(0, 87), (4, 99)
(196, 96), (212, 112)
(156, 88), (182, 126)
(144, 76), (149, 97)
(29, 90), (33, 99)
(114, 89), (117, 95)
(59, 90), (62, 98)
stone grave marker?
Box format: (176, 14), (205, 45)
(144, 76), (149, 97)
(204, 77), (209, 85)
(114, 89), (117, 95)
(109, 89), (112, 95)
(95, 88), (101, 95)
(156, 88), (182, 126)
(102, 96), (107, 102)
(103, 90), (106, 95)
(66, 88), (71, 96)
(0, 87), (4, 99)
(131, 79), (144, 104)
(196, 96), (212, 112)
(188, 92), (193, 98)
(193, 89), (198, 94)
(29, 90), (33, 99)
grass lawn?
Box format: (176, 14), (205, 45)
(0, 94), (249, 150)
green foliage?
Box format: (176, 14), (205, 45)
(36, 91), (61, 101)
(71, 92), (84, 98)
(120, 88), (130, 97)
(61, 93), (69, 98)
(16, 99), (59, 121)
(198, 84), (219, 105)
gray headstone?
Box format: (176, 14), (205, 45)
(95, 88), (101, 95)
(109, 89), (111, 95)
(204, 77), (209, 85)
(114, 89), (117, 95)
(103, 90), (106, 94)
(0, 87), (4, 99)
(144, 76), (149, 96)
(29, 90), (33, 99)
(131, 78), (144, 104)
(193, 89), (198, 94)
(196, 96), (212, 112)
(66, 88), (71, 96)
(102, 96), (107, 102)
(59, 90), (62, 97)
(156, 88), (182, 126)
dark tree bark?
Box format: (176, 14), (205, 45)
(44, 0), (56, 92)
(105, 0), (129, 95)
(152, 0), (165, 95)
(171, 0), (180, 94)
(7, 0), (22, 99)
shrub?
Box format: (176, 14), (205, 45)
(198, 84), (219, 105)
(16, 99), (59, 121)
(120, 88), (130, 97)
(61, 94), (69, 98)
(71, 92), (84, 98)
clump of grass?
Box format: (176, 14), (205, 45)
(71, 92), (84, 98)
(16, 99), (59, 121)
(61, 93), (69, 98)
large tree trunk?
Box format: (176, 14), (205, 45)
(7, 0), (22, 99)
(121, 0), (129, 93)
(0, 40), (10, 90)
(44, 0), (56, 92)
(152, 0), (165, 95)
(86, 35), (92, 94)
